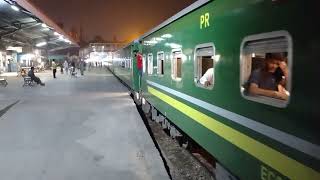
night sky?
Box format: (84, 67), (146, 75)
(30, 0), (196, 42)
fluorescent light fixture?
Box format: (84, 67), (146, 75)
(165, 43), (182, 49)
(6, 46), (22, 53)
(64, 39), (71, 43)
(42, 23), (48, 28)
(36, 42), (47, 47)
(161, 34), (172, 38)
(155, 37), (165, 41)
(11, 5), (19, 11)
(144, 40), (157, 44)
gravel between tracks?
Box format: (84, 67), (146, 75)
(147, 118), (215, 180)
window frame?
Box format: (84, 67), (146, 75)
(157, 51), (164, 76)
(193, 43), (215, 90)
(147, 53), (153, 75)
(240, 30), (293, 108)
(171, 49), (183, 82)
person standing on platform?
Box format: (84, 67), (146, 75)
(134, 50), (143, 86)
(64, 60), (69, 74)
(71, 60), (76, 72)
(88, 62), (91, 71)
(52, 59), (57, 78)
(60, 62), (64, 74)
(79, 60), (85, 76)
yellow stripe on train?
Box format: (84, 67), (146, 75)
(148, 86), (320, 180)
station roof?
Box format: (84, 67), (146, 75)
(0, 0), (78, 52)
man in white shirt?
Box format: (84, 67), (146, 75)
(199, 68), (214, 87)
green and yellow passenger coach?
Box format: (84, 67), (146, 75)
(109, 0), (319, 179)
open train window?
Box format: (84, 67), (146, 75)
(157, 52), (164, 76)
(147, 53), (153, 75)
(194, 43), (215, 89)
(171, 50), (182, 81)
(143, 54), (146, 73)
(240, 31), (292, 108)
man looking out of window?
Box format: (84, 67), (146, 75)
(199, 67), (214, 87)
(248, 52), (289, 100)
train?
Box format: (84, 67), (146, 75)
(107, 0), (320, 179)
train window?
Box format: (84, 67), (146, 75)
(157, 52), (164, 76)
(143, 54), (146, 73)
(194, 43), (215, 89)
(240, 31), (292, 108)
(171, 50), (182, 81)
(147, 53), (153, 75)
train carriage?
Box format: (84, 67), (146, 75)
(111, 44), (134, 89)
(109, 0), (320, 179)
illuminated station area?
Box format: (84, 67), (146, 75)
(0, 1), (171, 180)
(0, 0), (76, 75)
(1, 0), (318, 180)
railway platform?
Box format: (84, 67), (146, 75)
(0, 69), (169, 180)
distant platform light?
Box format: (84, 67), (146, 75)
(11, 5), (19, 11)
(36, 42), (47, 47)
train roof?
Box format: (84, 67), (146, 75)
(116, 0), (211, 51)
(138, 0), (211, 41)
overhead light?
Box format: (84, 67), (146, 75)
(161, 34), (172, 38)
(155, 37), (165, 41)
(36, 42), (47, 47)
(6, 46), (22, 53)
(54, 32), (60, 36)
(11, 5), (19, 11)
(64, 39), (71, 43)
(144, 40), (157, 44)
(42, 23), (48, 28)
(165, 43), (181, 49)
